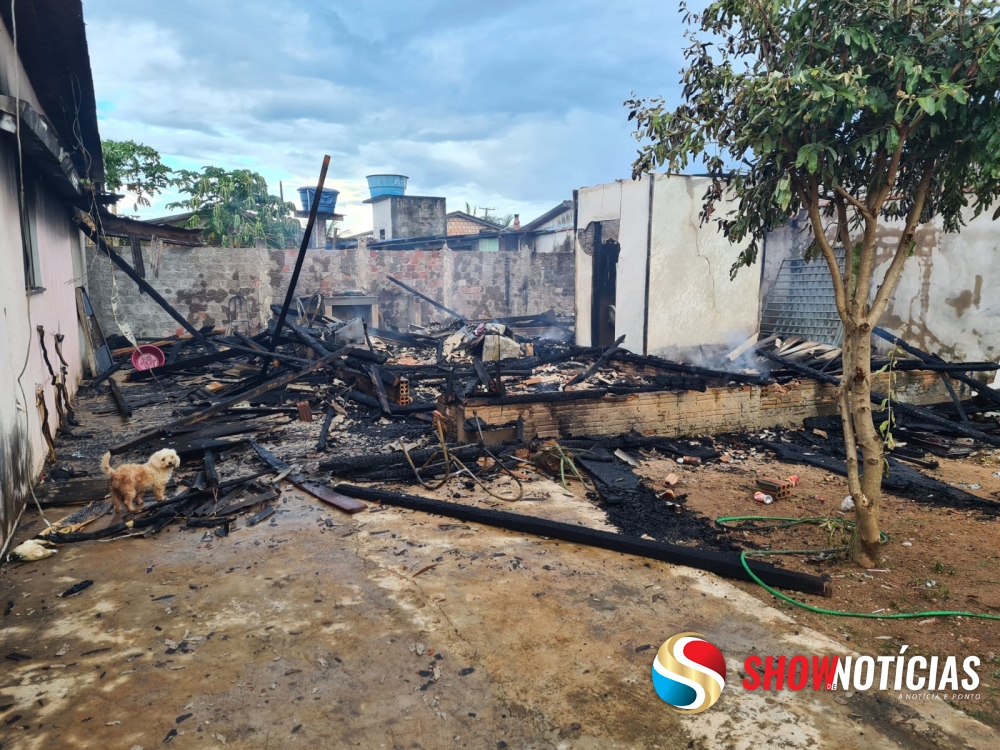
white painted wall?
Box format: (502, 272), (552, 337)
(371, 198), (392, 241)
(575, 174), (759, 354)
(646, 175), (759, 353)
(0, 23), (88, 551)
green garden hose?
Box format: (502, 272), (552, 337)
(716, 515), (1000, 621)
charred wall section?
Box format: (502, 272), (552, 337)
(86, 239), (575, 338)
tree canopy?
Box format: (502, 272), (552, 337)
(168, 167), (301, 249)
(626, 0), (1000, 566)
(101, 139), (172, 211)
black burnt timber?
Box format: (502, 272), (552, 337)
(367, 363), (393, 414)
(334, 484), (832, 597)
(873, 327), (1000, 405)
(127, 348), (244, 381)
(283, 317), (333, 359)
(110, 349), (348, 454)
(368, 327), (440, 348)
(756, 347), (1000, 448)
(34, 478), (110, 507)
(166, 336), (192, 365)
(203, 450), (220, 487)
(459, 380), (707, 407)
(871, 358), (999, 373)
(268, 155), (331, 355)
(344, 347), (390, 365)
(387, 276), (464, 321)
(107, 379), (132, 419)
(137, 471), (275, 515)
(566, 335), (626, 387)
(611, 350), (772, 386)
(75, 213), (217, 351)
(317, 406), (336, 451)
(318, 444), (485, 476)
(939, 373), (971, 426)
(344, 390), (437, 414)
(471, 357), (492, 389)
(763, 440), (1000, 515)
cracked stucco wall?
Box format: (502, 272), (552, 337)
(647, 175), (760, 354)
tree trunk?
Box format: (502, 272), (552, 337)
(841, 320), (883, 567)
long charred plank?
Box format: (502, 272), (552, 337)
(334, 484), (831, 596)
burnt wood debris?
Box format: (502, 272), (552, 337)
(22, 167), (1000, 599)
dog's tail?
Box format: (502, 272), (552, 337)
(100, 451), (114, 476)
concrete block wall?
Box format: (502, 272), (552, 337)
(86, 244), (273, 338)
(88, 239), (575, 338)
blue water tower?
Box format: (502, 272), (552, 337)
(366, 174), (408, 198)
(298, 187), (339, 213)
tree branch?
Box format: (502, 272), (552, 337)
(834, 194), (855, 305)
(869, 161), (936, 324)
(835, 186), (873, 222)
(797, 175), (849, 321)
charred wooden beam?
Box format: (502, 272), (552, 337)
(874, 327), (1000, 405)
(387, 275), (464, 320)
(74, 211), (216, 350)
(334, 484), (832, 596)
(203, 450), (220, 487)
(344, 390), (437, 415)
(107, 378), (132, 419)
(939, 374), (970, 426)
(317, 406), (336, 451)
(367, 363), (393, 414)
(268, 155), (331, 354)
(565, 334), (626, 387)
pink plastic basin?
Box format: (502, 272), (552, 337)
(131, 345), (166, 371)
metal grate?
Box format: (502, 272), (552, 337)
(760, 254), (844, 346)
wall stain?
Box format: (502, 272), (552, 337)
(945, 289), (974, 317)
(0, 419), (33, 550)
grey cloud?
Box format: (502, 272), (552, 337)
(84, 0), (688, 231)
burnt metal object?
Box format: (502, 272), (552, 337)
(252, 442), (366, 514)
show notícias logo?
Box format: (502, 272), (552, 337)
(652, 635), (984, 713)
(741, 646), (981, 694)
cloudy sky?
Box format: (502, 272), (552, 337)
(84, 0), (690, 234)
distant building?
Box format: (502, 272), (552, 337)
(446, 210), (502, 236)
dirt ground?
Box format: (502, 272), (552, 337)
(3, 385), (1000, 748)
(633, 437), (1000, 728)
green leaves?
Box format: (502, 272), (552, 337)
(101, 140), (172, 212)
(167, 167), (299, 249)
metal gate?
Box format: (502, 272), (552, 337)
(760, 254), (844, 346)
